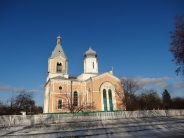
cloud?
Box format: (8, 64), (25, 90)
(175, 81), (184, 89)
(0, 85), (38, 93)
(28, 90), (38, 93)
(139, 77), (169, 89)
(157, 83), (169, 88)
(122, 76), (184, 97)
(0, 85), (24, 92)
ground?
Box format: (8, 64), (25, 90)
(1, 116), (184, 138)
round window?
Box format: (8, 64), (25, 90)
(59, 86), (62, 90)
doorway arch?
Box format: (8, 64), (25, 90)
(100, 82), (116, 111)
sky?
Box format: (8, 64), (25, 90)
(0, 0), (184, 106)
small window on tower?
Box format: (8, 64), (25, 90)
(93, 62), (94, 69)
(57, 62), (62, 72)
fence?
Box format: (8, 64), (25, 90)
(0, 110), (184, 128)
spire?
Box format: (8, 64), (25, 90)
(50, 36), (67, 59)
(56, 35), (61, 44)
(109, 66), (114, 75)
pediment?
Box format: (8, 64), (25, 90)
(91, 72), (120, 82)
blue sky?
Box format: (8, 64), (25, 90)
(0, 0), (184, 106)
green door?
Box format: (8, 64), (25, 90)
(108, 89), (113, 111)
(103, 89), (107, 111)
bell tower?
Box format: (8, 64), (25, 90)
(46, 36), (68, 81)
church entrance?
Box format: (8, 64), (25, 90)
(101, 82), (116, 112)
(103, 89), (113, 112)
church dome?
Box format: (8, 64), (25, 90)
(84, 47), (97, 58)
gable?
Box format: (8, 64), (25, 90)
(92, 72), (120, 82)
(86, 72), (121, 91)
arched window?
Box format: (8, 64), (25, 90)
(103, 89), (106, 98)
(58, 99), (62, 109)
(57, 62), (62, 72)
(103, 89), (107, 111)
(108, 89), (112, 98)
(108, 89), (113, 111)
(73, 91), (78, 106)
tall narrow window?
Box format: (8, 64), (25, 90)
(103, 89), (107, 111)
(108, 89), (112, 98)
(108, 89), (113, 111)
(58, 99), (62, 109)
(73, 91), (78, 106)
(57, 62), (62, 72)
(103, 89), (106, 97)
(93, 62), (94, 69)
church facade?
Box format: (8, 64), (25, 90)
(43, 36), (125, 113)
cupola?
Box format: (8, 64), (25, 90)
(84, 47), (97, 58)
(83, 47), (98, 73)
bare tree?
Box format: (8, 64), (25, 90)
(0, 101), (7, 115)
(119, 77), (142, 111)
(170, 14), (184, 75)
(14, 91), (35, 114)
(171, 97), (184, 109)
(139, 89), (162, 110)
(0, 92), (42, 115)
(55, 92), (96, 116)
(120, 77), (142, 95)
(0, 100), (3, 111)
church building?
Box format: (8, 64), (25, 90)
(43, 36), (125, 113)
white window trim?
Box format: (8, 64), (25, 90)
(100, 82), (116, 111)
